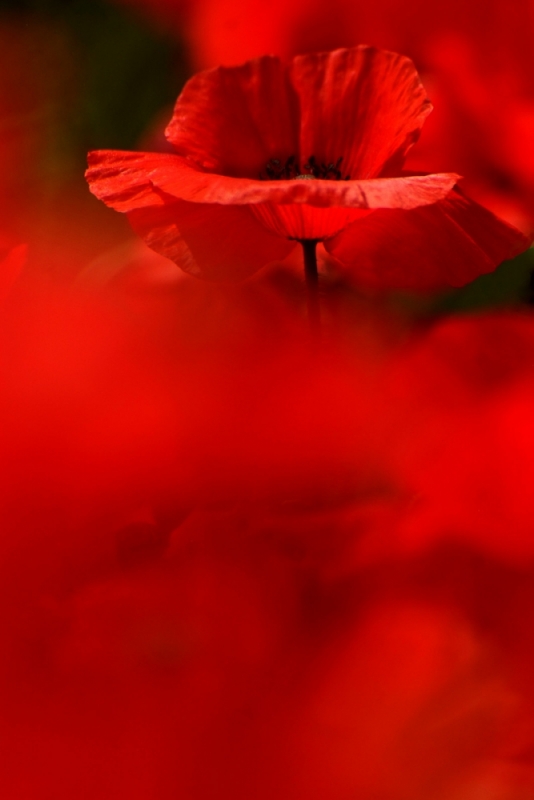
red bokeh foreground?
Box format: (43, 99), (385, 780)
(2, 263), (534, 797)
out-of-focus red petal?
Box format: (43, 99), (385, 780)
(289, 601), (507, 800)
(326, 189), (531, 289)
(128, 201), (295, 280)
(384, 314), (534, 562)
(87, 150), (459, 212)
(291, 47), (432, 180)
(165, 55), (301, 177)
(0, 244), (26, 300)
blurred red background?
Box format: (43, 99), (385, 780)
(0, 1), (533, 798)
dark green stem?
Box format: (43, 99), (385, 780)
(301, 239), (320, 337)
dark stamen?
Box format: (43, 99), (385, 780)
(260, 154), (350, 181)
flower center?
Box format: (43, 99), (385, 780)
(260, 155), (350, 181)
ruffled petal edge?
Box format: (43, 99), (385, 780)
(87, 150), (460, 212)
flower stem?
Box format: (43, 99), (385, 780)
(301, 239), (320, 337)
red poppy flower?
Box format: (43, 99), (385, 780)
(124, 0), (534, 231)
(87, 46), (529, 293)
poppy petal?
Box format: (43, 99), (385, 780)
(127, 200), (295, 281)
(291, 46), (432, 181)
(325, 190), (531, 289)
(165, 55), (300, 178)
(250, 204), (373, 240)
(87, 150), (459, 211)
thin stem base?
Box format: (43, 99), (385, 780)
(301, 239), (321, 337)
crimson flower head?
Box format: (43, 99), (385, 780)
(87, 46), (528, 290)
